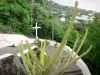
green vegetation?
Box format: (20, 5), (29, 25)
(79, 13), (100, 75)
(16, 2), (92, 75)
(0, 0), (33, 35)
(46, 1), (100, 75)
(0, 0), (100, 75)
(33, 3), (52, 39)
(33, 1), (76, 47)
(0, 23), (5, 32)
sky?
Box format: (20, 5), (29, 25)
(51, 0), (100, 12)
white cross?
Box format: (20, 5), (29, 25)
(32, 23), (41, 39)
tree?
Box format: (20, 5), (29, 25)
(80, 13), (100, 75)
(33, 3), (52, 39)
(0, 0), (33, 35)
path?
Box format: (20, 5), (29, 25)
(0, 34), (35, 48)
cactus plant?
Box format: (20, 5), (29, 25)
(16, 1), (92, 75)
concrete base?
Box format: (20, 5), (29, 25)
(0, 54), (23, 75)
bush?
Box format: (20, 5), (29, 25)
(54, 24), (76, 48)
(0, 0), (33, 35)
(0, 23), (5, 32)
(79, 13), (100, 75)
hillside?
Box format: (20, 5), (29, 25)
(46, 0), (95, 22)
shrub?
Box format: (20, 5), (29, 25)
(79, 13), (100, 75)
(0, 0), (33, 35)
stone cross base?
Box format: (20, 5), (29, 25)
(0, 54), (23, 75)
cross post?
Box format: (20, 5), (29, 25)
(32, 23), (41, 39)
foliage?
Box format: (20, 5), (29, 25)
(79, 13), (100, 75)
(0, 23), (5, 32)
(54, 22), (77, 48)
(33, 3), (53, 39)
(33, 2), (76, 45)
(0, 0), (33, 35)
(35, 0), (44, 5)
(16, 2), (92, 75)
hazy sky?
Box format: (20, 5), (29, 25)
(51, 0), (100, 12)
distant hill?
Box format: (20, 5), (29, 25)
(45, 0), (96, 22)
